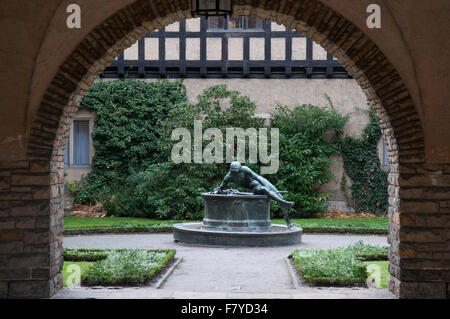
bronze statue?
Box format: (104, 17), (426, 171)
(213, 161), (294, 227)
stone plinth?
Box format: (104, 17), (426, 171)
(173, 192), (302, 247)
(202, 192), (270, 231)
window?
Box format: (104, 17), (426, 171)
(208, 16), (264, 31)
(73, 121), (90, 165)
(64, 115), (94, 168)
(382, 138), (389, 170)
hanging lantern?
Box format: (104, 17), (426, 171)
(192, 0), (233, 17)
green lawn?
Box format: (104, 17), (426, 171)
(64, 216), (388, 235)
(364, 260), (389, 288)
(63, 217), (181, 235)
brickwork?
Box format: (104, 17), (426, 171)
(0, 0), (448, 298)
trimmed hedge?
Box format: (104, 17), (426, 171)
(290, 241), (389, 287)
(294, 226), (387, 235)
(63, 248), (109, 262)
(63, 248), (176, 286)
(63, 217), (388, 236)
(64, 217), (388, 236)
(64, 225), (174, 236)
(63, 225), (388, 236)
(299, 275), (366, 287)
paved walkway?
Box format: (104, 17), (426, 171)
(54, 233), (394, 299)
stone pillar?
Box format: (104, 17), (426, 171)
(388, 163), (450, 299)
(0, 159), (63, 298)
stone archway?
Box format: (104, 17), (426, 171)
(1, 0), (447, 298)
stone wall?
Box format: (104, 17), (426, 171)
(388, 163), (450, 298)
(0, 159), (63, 298)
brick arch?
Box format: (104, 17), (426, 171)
(19, 0), (441, 298)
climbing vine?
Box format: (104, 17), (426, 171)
(341, 108), (388, 216)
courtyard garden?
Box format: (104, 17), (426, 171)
(61, 79), (391, 292)
(61, 242), (390, 289)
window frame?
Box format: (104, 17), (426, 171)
(65, 112), (95, 169)
(382, 137), (389, 171)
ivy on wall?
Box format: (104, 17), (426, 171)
(341, 108), (388, 216)
(71, 79), (188, 204)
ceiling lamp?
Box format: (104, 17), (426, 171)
(192, 0), (233, 17)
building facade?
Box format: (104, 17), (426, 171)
(64, 16), (389, 212)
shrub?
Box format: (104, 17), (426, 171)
(63, 248), (109, 262)
(290, 241), (388, 286)
(292, 247), (368, 286)
(82, 249), (176, 286)
(73, 79), (188, 204)
(270, 104), (348, 217)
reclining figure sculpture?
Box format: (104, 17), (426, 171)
(212, 161), (295, 228)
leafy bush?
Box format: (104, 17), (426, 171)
(290, 241), (388, 286)
(342, 108), (388, 215)
(72, 79), (188, 204)
(270, 104), (348, 217)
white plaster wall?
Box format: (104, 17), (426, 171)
(207, 38), (222, 60)
(186, 38), (201, 60)
(144, 38), (159, 60)
(181, 78), (370, 139)
(165, 38), (180, 60)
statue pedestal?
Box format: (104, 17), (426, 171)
(201, 193), (270, 232)
(172, 191), (302, 247)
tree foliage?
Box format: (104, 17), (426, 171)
(270, 104), (348, 216)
